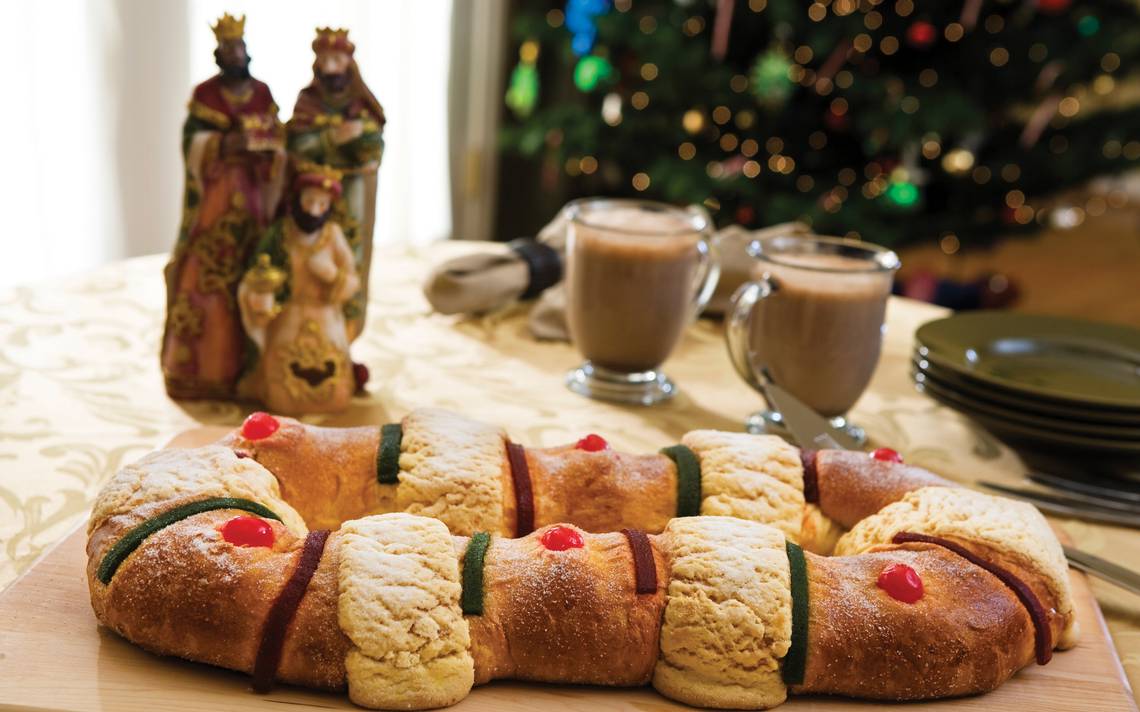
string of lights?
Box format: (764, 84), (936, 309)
(501, 0), (1139, 251)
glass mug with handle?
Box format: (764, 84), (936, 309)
(564, 198), (720, 405)
(725, 234), (900, 442)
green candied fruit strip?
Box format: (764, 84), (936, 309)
(96, 497), (281, 585)
(461, 531), (492, 616)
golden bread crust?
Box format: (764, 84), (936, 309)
(337, 513), (474, 709)
(89, 445), (306, 536)
(683, 430), (806, 541)
(799, 503), (844, 555)
(87, 500), (350, 689)
(465, 526), (668, 686)
(814, 450), (954, 529)
(835, 486), (1077, 648)
(397, 408), (511, 535)
(527, 447), (677, 533)
(221, 419), (394, 530)
(796, 547), (1036, 699)
(653, 516), (791, 710)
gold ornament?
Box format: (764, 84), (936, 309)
(942, 148), (975, 176)
(211, 13), (246, 43)
(167, 294), (204, 340)
(682, 109), (705, 135)
(190, 203), (250, 300)
(244, 254), (287, 294)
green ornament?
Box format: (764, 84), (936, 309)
(1077, 15), (1100, 36)
(506, 62), (540, 118)
(750, 49), (793, 108)
(884, 179), (921, 209)
(574, 55), (613, 92)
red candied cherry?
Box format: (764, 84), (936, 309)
(241, 411), (279, 440)
(221, 516), (276, 548)
(576, 433), (609, 452)
(877, 563), (924, 603)
(540, 525), (584, 551)
(871, 447), (903, 463)
(353, 362), (370, 393)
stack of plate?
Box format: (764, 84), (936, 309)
(912, 312), (1140, 457)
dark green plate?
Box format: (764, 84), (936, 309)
(912, 350), (1140, 426)
(913, 372), (1140, 455)
(916, 312), (1140, 410)
(913, 363), (1140, 440)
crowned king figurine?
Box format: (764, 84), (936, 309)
(161, 13), (287, 399)
(287, 28), (385, 341)
(237, 163), (360, 415)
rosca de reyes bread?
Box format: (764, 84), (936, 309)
(86, 407), (1079, 709)
(217, 408), (950, 553)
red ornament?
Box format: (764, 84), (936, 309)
(735, 205), (756, 225)
(576, 434), (609, 452)
(221, 516), (276, 548)
(353, 362), (370, 393)
(877, 563), (924, 603)
(871, 447), (904, 463)
(824, 108), (848, 132)
(540, 525), (585, 551)
(906, 21), (937, 48)
(241, 411), (280, 440)
(1036, 0), (1071, 13)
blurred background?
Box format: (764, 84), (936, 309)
(1, 0), (1137, 324)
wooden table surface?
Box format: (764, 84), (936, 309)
(0, 243), (1137, 702)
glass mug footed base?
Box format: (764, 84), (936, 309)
(565, 361), (677, 406)
(745, 409), (868, 448)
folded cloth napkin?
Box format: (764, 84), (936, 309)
(423, 213), (567, 315)
(422, 210), (809, 341)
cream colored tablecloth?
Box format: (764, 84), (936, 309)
(0, 244), (1136, 695)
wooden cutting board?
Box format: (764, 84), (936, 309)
(0, 429), (1135, 712)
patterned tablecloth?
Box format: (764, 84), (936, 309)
(0, 244), (1136, 695)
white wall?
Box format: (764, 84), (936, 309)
(0, 0), (453, 287)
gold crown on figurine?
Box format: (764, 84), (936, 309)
(212, 13), (246, 42)
(313, 27), (355, 54)
(294, 160), (344, 195)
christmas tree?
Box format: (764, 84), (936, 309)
(499, 0), (1139, 248)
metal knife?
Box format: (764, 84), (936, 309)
(977, 481), (1140, 529)
(757, 377), (863, 451)
(1064, 546), (1140, 596)
(1028, 470), (1140, 505)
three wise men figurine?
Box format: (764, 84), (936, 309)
(287, 27), (385, 341)
(161, 13), (287, 399)
(160, 16), (385, 414)
(237, 163), (360, 415)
